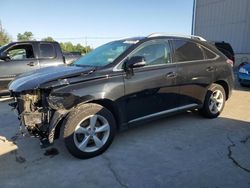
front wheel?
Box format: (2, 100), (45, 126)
(201, 84), (226, 118)
(63, 103), (116, 159)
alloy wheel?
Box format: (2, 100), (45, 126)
(73, 114), (110, 152)
(209, 90), (224, 114)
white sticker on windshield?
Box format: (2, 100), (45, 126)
(123, 40), (139, 44)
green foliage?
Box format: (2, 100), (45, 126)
(42, 36), (54, 42)
(0, 29), (11, 46)
(59, 42), (92, 54)
(17, 31), (34, 41)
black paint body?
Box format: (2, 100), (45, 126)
(8, 36), (234, 143)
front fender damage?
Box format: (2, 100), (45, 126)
(47, 109), (68, 145)
(11, 87), (107, 148)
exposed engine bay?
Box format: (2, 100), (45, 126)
(10, 90), (56, 146)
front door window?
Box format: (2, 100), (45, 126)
(7, 44), (35, 60)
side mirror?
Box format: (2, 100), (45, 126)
(125, 56), (146, 70)
(0, 52), (10, 61)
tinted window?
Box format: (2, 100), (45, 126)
(217, 47), (232, 59)
(39, 43), (56, 58)
(7, 44), (34, 60)
(130, 41), (171, 66)
(202, 46), (216, 59)
(172, 40), (204, 62)
(215, 42), (234, 55)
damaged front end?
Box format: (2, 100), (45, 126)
(10, 90), (69, 147)
(8, 65), (97, 147)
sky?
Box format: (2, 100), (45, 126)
(0, 0), (194, 47)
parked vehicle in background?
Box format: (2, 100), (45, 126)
(238, 62), (250, 86)
(0, 41), (81, 96)
(63, 51), (82, 64)
(210, 41), (235, 66)
(9, 33), (234, 159)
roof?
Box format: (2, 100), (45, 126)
(147, 33), (207, 41)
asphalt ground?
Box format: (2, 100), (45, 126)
(0, 83), (249, 188)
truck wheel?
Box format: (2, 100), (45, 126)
(201, 84), (226, 118)
(63, 103), (116, 159)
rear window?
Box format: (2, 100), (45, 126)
(39, 43), (56, 58)
(172, 40), (204, 62)
(215, 42), (234, 55)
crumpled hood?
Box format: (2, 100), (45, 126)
(9, 65), (94, 92)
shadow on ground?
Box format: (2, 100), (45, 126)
(0, 108), (249, 188)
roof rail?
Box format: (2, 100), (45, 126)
(147, 33), (207, 41)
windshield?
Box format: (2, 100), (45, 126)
(74, 40), (134, 67)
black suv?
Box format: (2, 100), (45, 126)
(9, 34), (234, 159)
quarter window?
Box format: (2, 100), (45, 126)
(39, 43), (56, 58)
(129, 41), (171, 66)
(172, 40), (204, 62)
(202, 46), (217, 59)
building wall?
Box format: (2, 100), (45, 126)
(193, 0), (250, 56)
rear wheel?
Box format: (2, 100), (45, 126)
(63, 103), (116, 159)
(201, 84), (226, 118)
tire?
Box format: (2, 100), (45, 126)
(63, 103), (116, 159)
(201, 84), (226, 119)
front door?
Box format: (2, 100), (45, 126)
(0, 44), (39, 93)
(123, 39), (179, 123)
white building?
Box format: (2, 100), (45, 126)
(192, 0), (250, 65)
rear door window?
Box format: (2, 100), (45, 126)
(172, 40), (204, 62)
(39, 43), (56, 58)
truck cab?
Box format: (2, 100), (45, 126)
(0, 41), (69, 96)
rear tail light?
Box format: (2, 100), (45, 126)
(232, 56), (235, 64)
(226, 59), (234, 67)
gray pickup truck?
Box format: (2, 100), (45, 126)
(0, 41), (81, 96)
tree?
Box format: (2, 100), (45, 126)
(84, 45), (92, 54)
(17, 31), (34, 41)
(75, 43), (84, 53)
(63, 42), (74, 52)
(0, 21), (11, 46)
(42, 36), (54, 42)
(60, 42), (92, 54)
(0, 30), (11, 46)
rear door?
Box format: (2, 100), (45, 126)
(171, 39), (217, 106)
(123, 39), (179, 123)
(38, 43), (64, 67)
(0, 43), (39, 93)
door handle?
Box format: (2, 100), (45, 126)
(165, 72), (177, 78)
(206, 66), (214, 72)
(27, 62), (35, 66)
